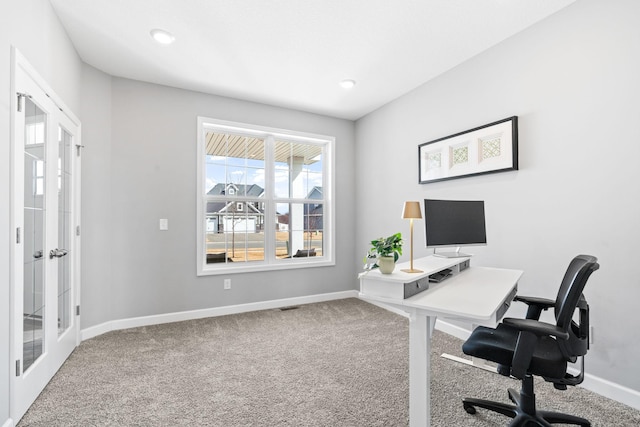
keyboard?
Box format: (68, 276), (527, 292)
(429, 268), (452, 283)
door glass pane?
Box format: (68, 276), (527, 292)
(58, 127), (72, 336)
(23, 97), (46, 371)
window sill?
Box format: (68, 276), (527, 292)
(197, 258), (335, 276)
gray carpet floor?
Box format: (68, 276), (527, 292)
(18, 298), (640, 426)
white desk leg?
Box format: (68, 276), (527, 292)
(409, 311), (433, 427)
(428, 315), (436, 339)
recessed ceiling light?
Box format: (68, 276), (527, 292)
(340, 79), (356, 89)
(150, 29), (175, 45)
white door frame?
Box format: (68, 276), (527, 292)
(9, 47), (82, 422)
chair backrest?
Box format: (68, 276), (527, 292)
(554, 254), (599, 359)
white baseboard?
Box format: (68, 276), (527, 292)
(2, 418), (15, 427)
(81, 290), (359, 341)
(574, 368), (640, 411)
(360, 299), (640, 412)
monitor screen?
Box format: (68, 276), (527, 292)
(424, 199), (486, 257)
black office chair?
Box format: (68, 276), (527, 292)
(461, 254), (599, 426)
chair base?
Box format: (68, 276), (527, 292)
(463, 376), (590, 426)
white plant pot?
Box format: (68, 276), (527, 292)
(378, 256), (396, 274)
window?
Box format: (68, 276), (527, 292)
(197, 117), (334, 275)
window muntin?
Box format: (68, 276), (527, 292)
(198, 118), (333, 275)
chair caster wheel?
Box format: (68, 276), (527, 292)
(463, 403), (476, 415)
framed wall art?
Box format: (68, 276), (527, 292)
(418, 116), (518, 184)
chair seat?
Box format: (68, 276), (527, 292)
(463, 323), (567, 380)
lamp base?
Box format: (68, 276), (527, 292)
(401, 268), (424, 273)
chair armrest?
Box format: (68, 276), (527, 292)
(514, 295), (555, 320)
(503, 318), (570, 340)
(502, 317), (570, 379)
(514, 295), (555, 308)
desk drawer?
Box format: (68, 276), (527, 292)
(404, 277), (431, 299)
(496, 286), (518, 321)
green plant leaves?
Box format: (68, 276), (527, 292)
(369, 232), (403, 259)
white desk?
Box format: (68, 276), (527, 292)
(358, 256), (523, 427)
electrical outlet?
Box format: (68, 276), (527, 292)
(224, 278), (231, 290)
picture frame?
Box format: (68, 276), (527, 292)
(418, 116), (518, 184)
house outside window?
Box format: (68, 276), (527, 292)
(197, 117), (334, 275)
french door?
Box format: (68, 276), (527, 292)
(10, 49), (81, 422)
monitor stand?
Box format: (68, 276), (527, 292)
(433, 247), (471, 258)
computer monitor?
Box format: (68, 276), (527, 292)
(424, 199), (486, 258)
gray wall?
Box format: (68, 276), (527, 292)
(79, 65), (114, 328)
(80, 77), (356, 327)
(355, 0), (640, 392)
(1, 0), (84, 423)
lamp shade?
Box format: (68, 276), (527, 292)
(402, 201), (422, 219)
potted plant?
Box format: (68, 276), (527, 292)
(367, 232), (403, 274)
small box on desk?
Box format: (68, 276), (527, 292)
(403, 277), (431, 298)
(359, 256), (472, 301)
(458, 258), (470, 272)
(360, 274), (430, 300)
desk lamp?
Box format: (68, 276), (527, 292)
(401, 201), (423, 273)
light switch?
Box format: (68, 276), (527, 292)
(159, 218), (169, 230)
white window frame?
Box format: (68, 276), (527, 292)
(196, 117), (335, 276)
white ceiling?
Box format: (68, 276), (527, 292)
(50, 0), (575, 120)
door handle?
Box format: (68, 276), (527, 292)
(49, 248), (68, 259)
